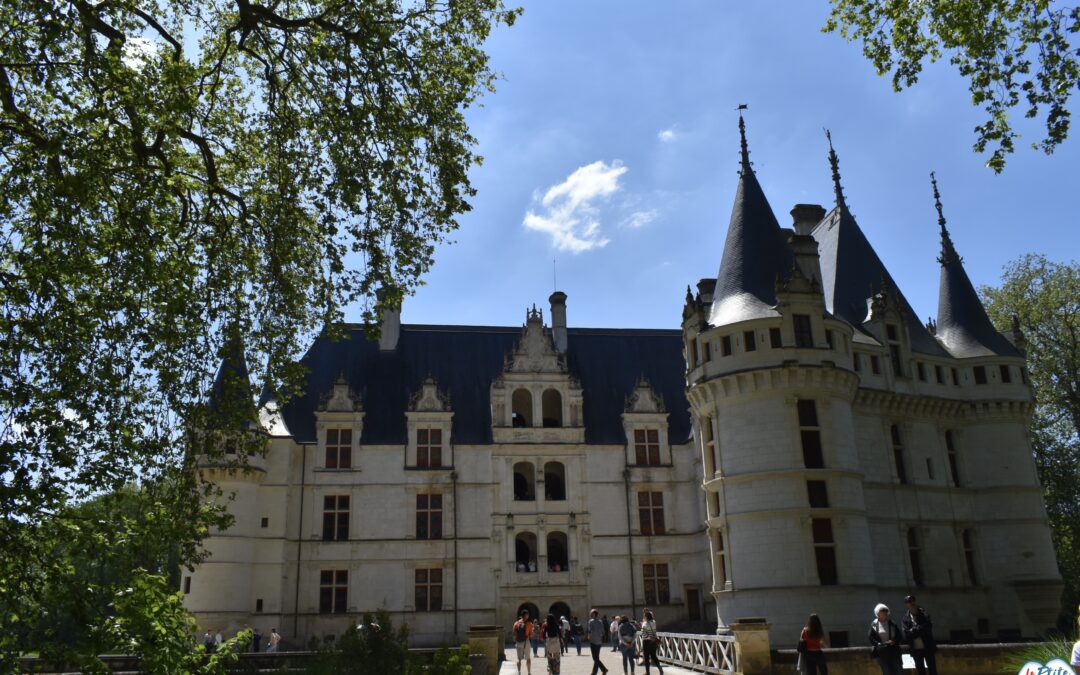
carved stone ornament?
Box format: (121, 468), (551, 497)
(409, 376), (451, 412)
(505, 307), (567, 374)
(317, 373), (362, 412)
(625, 375), (666, 413)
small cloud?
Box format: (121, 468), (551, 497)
(657, 127), (678, 142)
(523, 160), (627, 252)
(623, 209), (658, 229)
(122, 37), (157, 70)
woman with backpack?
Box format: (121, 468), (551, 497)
(617, 615), (638, 674)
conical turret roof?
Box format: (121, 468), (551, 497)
(708, 114), (794, 326)
(207, 325), (257, 426)
(932, 174), (1019, 358)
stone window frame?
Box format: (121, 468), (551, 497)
(712, 528), (732, 591)
(321, 493), (350, 542)
(637, 489), (666, 536)
(415, 492), (443, 540)
(318, 568), (349, 614)
(413, 567), (444, 612)
(642, 561), (671, 605)
(406, 412), (453, 469)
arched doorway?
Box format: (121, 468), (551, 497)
(548, 601), (572, 621)
(516, 601), (540, 623)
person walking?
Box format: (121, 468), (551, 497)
(532, 618), (541, 657)
(901, 595), (937, 675)
(610, 616), (620, 652)
(252, 626), (262, 653)
(798, 614), (828, 675)
(266, 628), (281, 653)
(513, 610), (534, 675)
(571, 616), (583, 656)
(560, 616), (571, 655)
(868, 604), (903, 675)
(640, 609), (663, 675)
(542, 614), (562, 675)
(587, 609), (610, 675)
(618, 615), (638, 674)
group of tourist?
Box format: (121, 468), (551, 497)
(513, 608), (663, 675)
(796, 595), (936, 675)
(201, 626), (280, 654)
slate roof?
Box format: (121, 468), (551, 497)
(936, 223), (1020, 358)
(208, 331), (257, 422)
(813, 206), (950, 356)
(708, 119), (794, 326)
(276, 324), (693, 446)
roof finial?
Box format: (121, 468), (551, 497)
(931, 171), (961, 266)
(824, 129), (848, 212)
(737, 104), (751, 175)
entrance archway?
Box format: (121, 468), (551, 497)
(548, 601), (572, 621)
(516, 602), (540, 623)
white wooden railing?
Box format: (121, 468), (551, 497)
(636, 631), (740, 674)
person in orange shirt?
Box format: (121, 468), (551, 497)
(798, 614), (829, 675)
(513, 609), (534, 675)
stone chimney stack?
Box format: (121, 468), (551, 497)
(790, 204), (826, 236)
(549, 291), (568, 353)
(378, 299), (401, 352)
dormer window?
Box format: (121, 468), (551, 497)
(623, 377), (670, 467)
(325, 428), (352, 469)
(886, 324), (904, 376)
(314, 374), (364, 471)
(416, 429), (442, 468)
(634, 428), (661, 466)
(793, 314), (813, 348)
(406, 377), (453, 469)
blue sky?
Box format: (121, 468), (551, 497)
(383, 2), (1079, 331)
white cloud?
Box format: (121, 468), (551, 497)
(657, 127), (678, 142)
(623, 209), (658, 229)
(122, 37), (157, 70)
(523, 160), (627, 252)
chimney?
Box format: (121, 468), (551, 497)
(376, 291), (401, 351)
(549, 291), (568, 353)
(790, 204), (826, 236)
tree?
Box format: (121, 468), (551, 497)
(0, 0), (517, 669)
(982, 254), (1080, 633)
(825, 1), (1079, 172)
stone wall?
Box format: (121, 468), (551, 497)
(772, 643), (1040, 675)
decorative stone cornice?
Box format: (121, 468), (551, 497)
(687, 364), (859, 411)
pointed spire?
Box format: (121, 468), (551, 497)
(931, 171), (961, 266)
(737, 105), (752, 175)
(824, 129), (848, 213)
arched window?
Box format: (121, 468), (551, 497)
(513, 462), (535, 501)
(547, 532), (569, 571)
(542, 389), (563, 427)
(515, 532), (538, 572)
(512, 389), (533, 428)
(544, 461), (566, 501)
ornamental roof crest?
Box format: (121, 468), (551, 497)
(409, 376), (451, 412)
(505, 305), (567, 374)
(625, 376), (666, 414)
(317, 372), (362, 412)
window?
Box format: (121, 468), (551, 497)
(794, 314), (813, 348)
(702, 417), (718, 477)
(812, 518), (837, 585)
(319, 569), (348, 614)
(974, 366), (988, 385)
(414, 568), (443, 612)
(769, 327), (782, 348)
(962, 529), (978, 584)
(798, 400), (824, 469)
(826, 330), (835, 350)
(325, 428), (352, 469)
(417, 428), (443, 467)
(513, 462), (535, 501)
(638, 491), (665, 535)
(886, 324), (898, 341)
(512, 389), (533, 427)
(807, 480), (829, 508)
(322, 495), (350, 541)
(853, 353), (861, 372)
(547, 532), (569, 571)
(870, 356), (881, 375)
(999, 365), (1012, 383)
(888, 345), (903, 376)
(721, 335), (732, 356)
(416, 493), (443, 540)
(935, 365), (944, 384)
(916, 362), (926, 381)
(515, 533), (537, 572)
(952, 367), (960, 385)
(703, 340), (712, 362)
(946, 431), (961, 487)
(744, 330), (756, 352)
(714, 531), (728, 586)
(183, 576), (191, 594)
(686, 340), (697, 369)
(542, 389), (563, 427)
(634, 428), (661, 466)
(261, 517), (269, 528)
(907, 528), (924, 586)
(255, 598), (263, 613)
(643, 563), (670, 604)
(544, 461), (566, 501)
(890, 425), (908, 484)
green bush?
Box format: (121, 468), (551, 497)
(1002, 638), (1077, 673)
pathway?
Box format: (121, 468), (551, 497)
(499, 645), (701, 675)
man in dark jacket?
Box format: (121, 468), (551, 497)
(901, 595), (937, 675)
